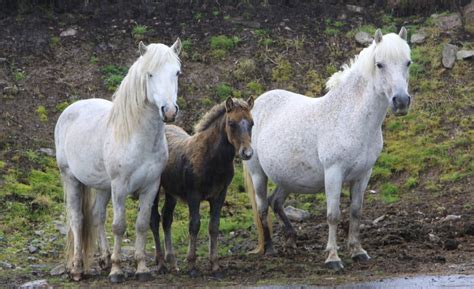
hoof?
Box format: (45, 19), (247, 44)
(325, 261), (344, 272)
(135, 271), (153, 282)
(188, 268), (200, 278)
(157, 264), (169, 275)
(70, 272), (83, 282)
(264, 246), (277, 257)
(109, 273), (125, 283)
(210, 270), (224, 279)
(352, 253), (371, 263)
(285, 235), (297, 249)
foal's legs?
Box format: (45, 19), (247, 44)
(187, 196), (201, 277)
(93, 189), (111, 270)
(134, 181), (160, 281)
(209, 190), (227, 273)
(150, 192), (167, 274)
(269, 186), (296, 248)
(348, 169), (371, 262)
(63, 173), (85, 281)
(162, 193), (178, 271)
(324, 166), (344, 271)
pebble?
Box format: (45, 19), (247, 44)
(39, 148), (55, 157)
(373, 215), (386, 225)
(284, 206), (310, 222)
(441, 214), (461, 222)
(60, 27), (77, 37)
(19, 279), (50, 289)
(28, 245), (39, 254)
(442, 44), (458, 69)
(355, 31), (373, 46)
(410, 31), (427, 44)
(0, 261), (15, 269)
(346, 4), (365, 13)
(456, 50), (474, 60)
(50, 263), (66, 276)
(428, 233), (440, 243)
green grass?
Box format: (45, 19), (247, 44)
(132, 24), (148, 39)
(272, 57), (293, 83)
(101, 65), (128, 92)
(210, 35), (240, 58)
(215, 83), (233, 101)
(14, 71), (26, 82)
(36, 105), (48, 122)
(55, 101), (69, 112)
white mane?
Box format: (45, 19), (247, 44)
(326, 33), (410, 91)
(108, 44), (180, 141)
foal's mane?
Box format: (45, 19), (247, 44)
(194, 99), (250, 133)
(325, 33), (410, 91)
(108, 43), (180, 141)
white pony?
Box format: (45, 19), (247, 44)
(245, 28), (411, 270)
(54, 39), (182, 282)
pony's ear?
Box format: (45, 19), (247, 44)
(374, 29), (383, 44)
(225, 97), (235, 112)
(139, 41), (147, 56)
(171, 38), (182, 55)
(399, 26), (408, 41)
(246, 96), (254, 109)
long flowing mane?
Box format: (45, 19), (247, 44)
(325, 33), (410, 91)
(194, 99), (250, 133)
(108, 44), (180, 141)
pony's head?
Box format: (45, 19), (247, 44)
(139, 39), (182, 122)
(224, 97), (254, 160)
(372, 27), (412, 116)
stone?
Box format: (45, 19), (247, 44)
(442, 44), (458, 69)
(463, 2), (474, 33)
(53, 220), (67, 235)
(432, 13), (462, 31)
(355, 31), (373, 46)
(28, 245), (38, 254)
(284, 206), (310, 222)
(60, 27), (77, 37)
(410, 30), (427, 44)
(50, 264), (66, 276)
(19, 279), (50, 289)
(4, 85), (19, 95)
(346, 4), (364, 13)
(0, 261), (15, 269)
(428, 233), (440, 243)
(444, 239), (460, 250)
(373, 215), (386, 225)
(39, 148), (55, 157)
(441, 214), (461, 222)
(456, 50), (474, 60)
(464, 223), (474, 236)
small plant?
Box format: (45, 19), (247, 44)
(200, 97), (214, 107)
(50, 36), (60, 47)
(233, 59), (257, 81)
(132, 24), (148, 39)
(210, 35), (239, 51)
(102, 65), (128, 92)
(305, 70), (324, 97)
(36, 106), (48, 122)
(272, 57), (293, 83)
(14, 71), (25, 82)
(56, 101), (69, 112)
(325, 64), (337, 76)
(215, 83), (233, 101)
(380, 182), (399, 203)
(89, 55), (98, 65)
(324, 27), (339, 37)
(246, 81), (263, 95)
(181, 39), (193, 52)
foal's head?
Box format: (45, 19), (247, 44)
(224, 97), (254, 160)
(373, 27), (412, 116)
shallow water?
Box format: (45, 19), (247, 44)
(250, 275), (474, 289)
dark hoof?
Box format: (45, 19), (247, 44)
(285, 235), (297, 249)
(109, 273), (125, 283)
(210, 270), (224, 279)
(264, 246), (277, 257)
(157, 264), (169, 275)
(135, 271), (153, 282)
(188, 268), (200, 278)
(325, 261), (344, 272)
(352, 253), (371, 263)
(70, 272), (83, 282)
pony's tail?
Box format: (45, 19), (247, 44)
(65, 184), (97, 271)
(243, 163), (272, 255)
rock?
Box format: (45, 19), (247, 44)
(28, 245), (38, 254)
(444, 239), (460, 250)
(428, 233), (440, 243)
(39, 148), (55, 157)
(50, 264), (66, 276)
(53, 220), (67, 235)
(464, 223), (474, 235)
(463, 2), (474, 33)
(19, 279), (50, 289)
(34, 230), (44, 236)
(442, 44), (458, 69)
(284, 206), (310, 222)
(4, 85), (19, 95)
(60, 27), (77, 37)
(355, 31), (373, 46)
(373, 215), (386, 225)
(28, 256), (38, 262)
(346, 4), (365, 13)
(410, 30), (427, 44)
(368, 190), (377, 194)
(432, 13), (462, 31)
(441, 214), (461, 222)
(456, 50), (474, 60)
(0, 261), (15, 269)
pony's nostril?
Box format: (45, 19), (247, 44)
(393, 96), (399, 106)
(161, 106), (166, 114)
(175, 105), (179, 112)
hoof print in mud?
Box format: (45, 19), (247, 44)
(135, 272), (153, 282)
(325, 261), (344, 272)
(109, 273), (125, 283)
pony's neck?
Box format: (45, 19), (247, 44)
(196, 115), (235, 164)
(133, 104), (165, 140)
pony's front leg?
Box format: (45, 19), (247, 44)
(324, 167), (344, 271)
(348, 170), (371, 262)
(187, 197), (201, 277)
(162, 193), (178, 271)
(209, 190), (227, 275)
(109, 182), (128, 283)
(135, 181), (160, 281)
(94, 189), (111, 270)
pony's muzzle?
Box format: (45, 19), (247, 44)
(392, 94), (411, 116)
(161, 105), (179, 123)
(239, 146), (253, 160)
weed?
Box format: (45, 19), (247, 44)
(210, 35), (239, 51)
(200, 97), (214, 107)
(246, 81), (264, 95)
(14, 71), (25, 82)
(89, 55), (98, 64)
(272, 57), (293, 83)
(233, 59), (257, 81)
(132, 24), (148, 39)
(215, 83), (233, 101)
(305, 69), (324, 97)
(55, 101), (69, 112)
(380, 183), (399, 203)
(50, 36), (60, 47)
(36, 106), (48, 122)
(101, 65), (128, 92)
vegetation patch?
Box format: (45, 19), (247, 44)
(101, 65), (128, 92)
(36, 105), (48, 122)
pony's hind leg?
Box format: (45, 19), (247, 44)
(348, 170), (371, 262)
(93, 189), (111, 270)
(324, 166), (344, 271)
(269, 187), (297, 248)
(150, 192), (167, 274)
(162, 193), (178, 271)
(186, 196), (201, 277)
(208, 190), (227, 274)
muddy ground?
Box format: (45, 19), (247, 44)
(0, 1), (473, 287)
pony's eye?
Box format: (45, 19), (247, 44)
(176, 71), (181, 77)
(148, 73), (153, 78)
(376, 63), (384, 69)
(229, 121), (237, 128)
(407, 60), (412, 67)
